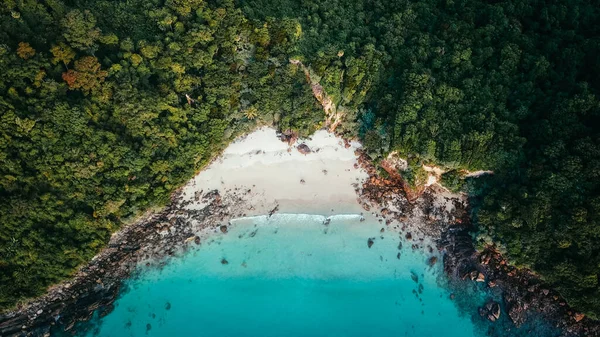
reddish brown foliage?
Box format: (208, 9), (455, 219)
(62, 70), (77, 87)
(61, 56), (107, 94)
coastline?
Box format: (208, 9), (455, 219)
(0, 128), (598, 337)
(0, 128), (371, 336)
(355, 151), (600, 336)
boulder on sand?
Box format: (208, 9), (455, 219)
(297, 143), (311, 155)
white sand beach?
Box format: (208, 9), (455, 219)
(180, 127), (368, 216)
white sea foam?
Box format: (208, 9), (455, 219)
(229, 213), (364, 227)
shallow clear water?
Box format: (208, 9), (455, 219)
(79, 215), (495, 337)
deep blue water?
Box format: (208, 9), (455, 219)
(76, 214), (558, 337)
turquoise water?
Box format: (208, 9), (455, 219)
(81, 214), (484, 337)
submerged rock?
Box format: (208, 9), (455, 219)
(367, 238), (375, 248)
(220, 225), (228, 234)
(411, 271), (419, 283)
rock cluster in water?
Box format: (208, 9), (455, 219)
(0, 188), (249, 337)
(352, 149), (598, 336)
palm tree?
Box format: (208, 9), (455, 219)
(244, 106), (258, 120)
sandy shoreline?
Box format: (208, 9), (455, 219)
(2, 127), (595, 337)
(179, 127), (368, 216)
(0, 128), (398, 337)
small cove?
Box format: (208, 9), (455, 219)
(78, 214), (484, 337)
(50, 128), (561, 337)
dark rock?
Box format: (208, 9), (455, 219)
(221, 258), (229, 265)
(268, 205), (279, 217)
(508, 303), (526, 327)
(367, 238), (375, 248)
(98, 304), (115, 318)
(428, 256), (438, 266)
(491, 302), (501, 320)
(220, 225), (228, 234)
(297, 143), (311, 155)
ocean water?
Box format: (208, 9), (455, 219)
(77, 215), (502, 337)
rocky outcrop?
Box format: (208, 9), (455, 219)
(479, 301), (502, 322)
(354, 146), (599, 337)
(440, 218), (600, 336)
(277, 129), (297, 145)
(0, 188), (247, 337)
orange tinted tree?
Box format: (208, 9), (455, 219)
(62, 56), (107, 94)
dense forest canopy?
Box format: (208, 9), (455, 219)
(1, 0), (599, 320)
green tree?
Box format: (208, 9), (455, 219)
(61, 10), (101, 52)
(50, 42), (76, 68)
